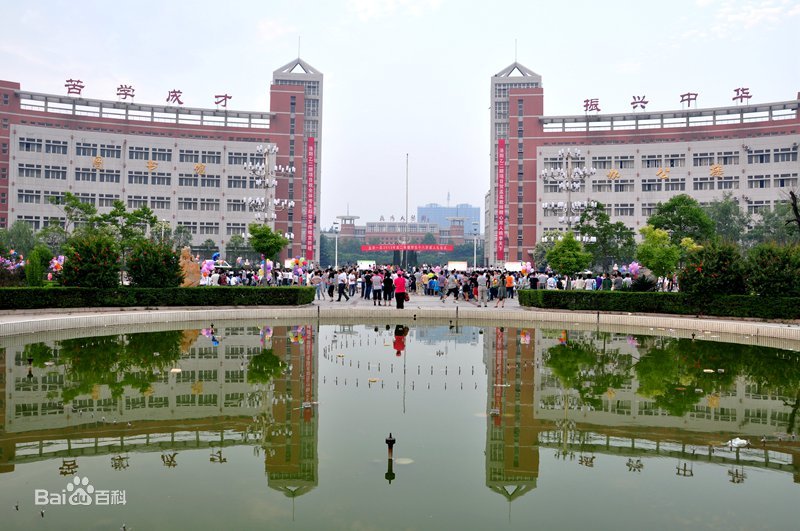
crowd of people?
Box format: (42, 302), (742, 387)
(195, 261), (678, 308)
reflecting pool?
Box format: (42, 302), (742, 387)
(0, 321), (798, 530)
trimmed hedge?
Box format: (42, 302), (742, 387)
(0, 286), (315, 310)
(518, 289), (800, 320)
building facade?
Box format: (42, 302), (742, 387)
(0, 57), (323, 261)
(486, 61), (800, 265)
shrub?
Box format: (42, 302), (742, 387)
(678, 241), (745, 298)
(744, 243), (800, 298)
(62, 232), (121, 289)
(0, 286), (316, 310)
(25, 246), (49, 287)
(629, 275), (657, 292)
(517, 289), (800, 319)
(127, 240), (184, 288)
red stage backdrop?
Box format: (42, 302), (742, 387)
(360, 244), (454, 252)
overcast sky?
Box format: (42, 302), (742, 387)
(2, 0), (799, 229)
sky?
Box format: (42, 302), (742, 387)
(2, 0), (799, 230)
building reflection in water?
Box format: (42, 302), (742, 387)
(484, 327), (540, 503)
(1, 322), (799, 500)
(0, 325), (319, 500)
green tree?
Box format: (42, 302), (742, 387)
(172, 224), (193, 250)
(126, 240), (184, 288)
(96, 200), (157, 253)
(745, 201), (800, 246)
(25, 246), (50, 287)
(49, 191), (100, 236)
(545, 232), (592, 275)
(635, 225), (681, 278)
(61, 232), (121, 288)
(421, 233), (437, 245)
(678, 240), (745, 297)
(704, 192), (751, 245)
(37, 222), (68, 255)
(577, 202), (636, 272)
(247, 223), (288, 260)
(248, 348), (286, 384)
(744, 243), (800, 297)
(7, 221), (38, 257)
(648, 194), (714, 245)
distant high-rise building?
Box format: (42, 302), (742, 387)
(417, 203), (480, 235)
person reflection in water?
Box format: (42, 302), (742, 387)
(393, 325), (409, 357)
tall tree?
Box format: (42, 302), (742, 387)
(7, 221), (38, 257)
(746, 201), (800, 246)
(576, 202), (636, 272)
(635, 225), (681, 278)
(648, 194), (714, 245)
(545, 232), (592, 275)
(247, 223), (288, 261)
(49, 192), (100, 236)
(704, 192), (750, 245)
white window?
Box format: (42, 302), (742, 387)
(100, 144), (121, 158)
(128, 146), (149, 160)
(179, 149), (199, 162)
(19, 138), (43, 152)
(18, 189), (41, 203)
(99, 170), (120, 183)
(151, 148), (172, 161)
(44, 165), (67, 180)
(127, 171), (148, 185)
(127, 195), (147, 208)
(76, 143), (97, 156)
(178, 197), (198, 210)
(75, 168), (97, 182)
(747, 175), (770, 189)
(18, 163), (42, 178)
(45, 140), (68, 154)
(179, 174), (198, 187)
(693, 152), (714, 166)
(150, 196), (171, 210)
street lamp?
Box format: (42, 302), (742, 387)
(243, 144), (296, 229)
(472, 221), (479, 269)
(540, 148), (597, 230)
(332, 221), (340, 269)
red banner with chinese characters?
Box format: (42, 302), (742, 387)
(493, 327), (504, 427)
(360, 244), (454, 252)
(496, 139), (506, 261)
(303, 325), (314, 422)
(305, 137), (316, 260)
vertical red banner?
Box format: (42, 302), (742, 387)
(303, 325), (314, 421)
(496, 139), (506, 262)
(305, 137), (316, 260)
(493, 327), (505, 427)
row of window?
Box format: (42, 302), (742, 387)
(541, 149), (798, 171)
(540, 173), (799, 194)
(15, 214), (249, 235)
(17, 139), (314, 166)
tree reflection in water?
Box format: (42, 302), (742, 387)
(543, 330), (800, 435)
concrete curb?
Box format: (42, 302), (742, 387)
(1, 305), (799, 342)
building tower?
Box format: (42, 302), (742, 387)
(487, 62), (543, 266)
(270, 59), (324, 262)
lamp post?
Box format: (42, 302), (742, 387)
(332, 221), (340, 269)
(160, 218), (167, 242)
(243, 144), (296, 230)
(472, 221), (479, 269)
(540, 148), (597, 231)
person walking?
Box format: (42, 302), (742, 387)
(494, 272), (507, 308)
(371, 269), (384, 306)
(477, 271), (488, 307)
(337, 269), (350, 302)
(394, 271), (407, 309)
